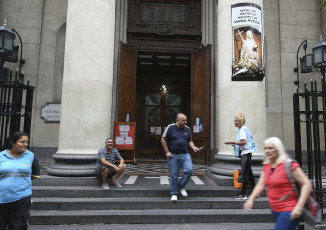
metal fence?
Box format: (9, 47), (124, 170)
(0, 67), (34, 147)
(293, 78), (326, 212)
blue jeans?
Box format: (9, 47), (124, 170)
(271, 210), (302, 230)
(167, 153), (193, 195)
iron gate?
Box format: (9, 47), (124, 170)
(0, 67), (34, 147)
(293, 79), (326, 211)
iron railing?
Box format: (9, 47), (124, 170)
(293, 78), (326, 214)
(0, 67), (34, 147)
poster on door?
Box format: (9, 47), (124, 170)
(114, 122), (135, 149)
(231, 3), (264, 80)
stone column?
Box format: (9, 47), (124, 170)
(48, 0), (116, 176)
(211, 0), (266, 177)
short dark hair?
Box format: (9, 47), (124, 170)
(106, 137), (114, 142)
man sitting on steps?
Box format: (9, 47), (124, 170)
(95, 137), (126, 189)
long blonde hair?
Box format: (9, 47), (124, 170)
(263, 137), (288, 165)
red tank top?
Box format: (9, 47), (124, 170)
(262, 159), (300, 212)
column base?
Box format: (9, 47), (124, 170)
(47, 153), (97, 177)
(211, 153), (263, 177)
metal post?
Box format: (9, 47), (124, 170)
(322, 66), (326, 161)
(311, 80), (322, 204)
(0, 58), (4, 80)
(294, 40), (307, 88)
(304, 83), (313, 179)
(23, 85), (33, 138)
(293, 92), (302, 166)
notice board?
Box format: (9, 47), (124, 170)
(113, 121), (136, 163)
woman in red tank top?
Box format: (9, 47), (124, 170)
(243, 137), (311, 230)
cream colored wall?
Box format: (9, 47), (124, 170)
(217, 0), (266, 156)
(0, 0), (67, 148)
(264, 0), (321, 151)
(0, 0), (43, 146)
(32, 0), (67, 147)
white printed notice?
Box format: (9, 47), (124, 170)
(155, 127), (162, 136)
(120, 131), (129, 137)
(116, 137), (125, 145)
(125, 137), (133, 145)
(119, 124), (129, 132)
(232, 3), (262, 32)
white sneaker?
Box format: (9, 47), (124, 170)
(171, 195), (177, 202)
(180, 188), (188, 197)
(112, 181), (122, 188)
(102, 182), (110, 190)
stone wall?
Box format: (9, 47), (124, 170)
(32, 0), (67, 148)
(0, 0), (67, 151)
(264, 0), (321, 152)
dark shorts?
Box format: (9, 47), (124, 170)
(0, 195), (31, 230)
(95, 165), (116, 181)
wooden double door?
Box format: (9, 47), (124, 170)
(117, 42), (211, 163)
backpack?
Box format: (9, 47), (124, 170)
(281, 158), (322, 226)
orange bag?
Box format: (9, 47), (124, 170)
(233, 170), (251, 189)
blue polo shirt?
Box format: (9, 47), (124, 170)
(162, 123), (192, 154)
(0, 149), (40, 203)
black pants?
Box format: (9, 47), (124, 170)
(0, 196), (31, 230)
(240, 153), (256, 195)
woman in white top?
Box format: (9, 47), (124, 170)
(225, 113), (257, 200)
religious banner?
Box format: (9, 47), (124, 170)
(232, 3), (264, 80)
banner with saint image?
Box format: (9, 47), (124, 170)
(232, 3), (264, 80)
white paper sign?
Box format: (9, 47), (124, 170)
(120, 131), (129, 137)
(232, 3), (262, 32)
(155, 127), (162, 136)
(119, 125), (129, 132)
(116, 137), (125, 145)
(150, 126), (155, 135)
(193, 125), (199, 133)
(125, 137), (133, 145)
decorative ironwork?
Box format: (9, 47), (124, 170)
(293, 78), (326, 217)
(0, 67), (35, 148)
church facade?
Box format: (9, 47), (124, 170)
(0, 0), (324, 176)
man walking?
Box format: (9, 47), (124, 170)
(161, 113), (199, 201)
(95, 137), (126, 189)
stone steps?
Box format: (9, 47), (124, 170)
(31, 186), (249, 198)
(31, 197), (270, 210)
(29, 174), (326, 227)
(30, 209), (273, 225)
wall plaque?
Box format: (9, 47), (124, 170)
(41, 103), (61, 122)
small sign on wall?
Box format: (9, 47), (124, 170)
(41, 103), (61, 122)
